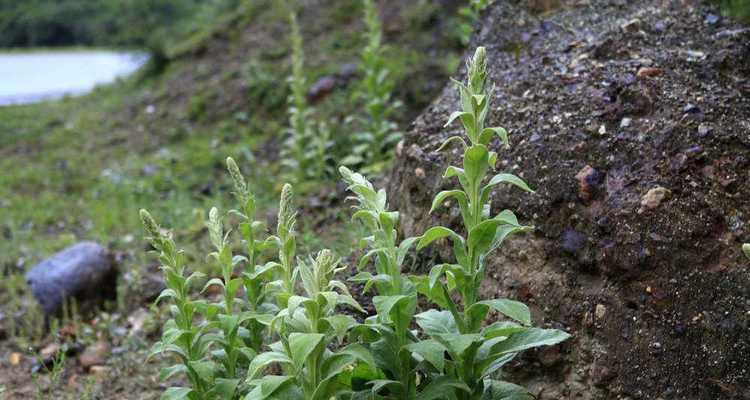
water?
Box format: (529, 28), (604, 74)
(0, 50), (147, 106)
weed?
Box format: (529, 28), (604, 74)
(414, 46), (570, 399)
(142, 45), (570, 400)
(342, 0), (401, 173)
(282, 12), (332, 186)
(454, 0), (491, 46)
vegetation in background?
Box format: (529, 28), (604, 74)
(0, 1), (468, 395)
(719, 0), (750, 21)
(454, 0), (491, 46)
(141, 45), (570, 400)
(0, 0), (241, 49)
(282, 12), (332, 186)
(342, 0), (402, 173)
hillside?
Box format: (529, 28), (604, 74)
(0, 1), (466, 397)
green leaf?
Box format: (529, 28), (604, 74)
(484, 173), (534, 193)
(463, 145), (490, 191)
(479, 127), (509, 148)
(482, 321), (527, 339)
(154, 289), (179, 305)
(288, 332), (325, 367)
(245, 375), (297, 400)
(430, 190), (469, 218)
(160, 387), (193, 400)
(477, 299), (532, 326)
(397, 236), (419, 265)
(206, 378), (239, 399)
(417, 226), (464, 250)
(411, 275), (450, 309)
(350, 271), (392, 294)
(373, 295), (417, 331)
(369, 379), (403, 396)
(445, 111), (473, 127)
(443, 165), (465, 179)
(467, 219), (506, 255)
(247, 351), (293, 379)
(433, 333), (483, 359)
(415, 309), (458, 335)
(159, 364), (188, 381)
(490, 328), (570, 356)
(323, 315), (358, 342)
(493, 210), (519, 226)
(188, 360), (215, 384)
(201, 278), (225, 293)
(436, 135), (468, 152)
(406, 339), (446, 372)
(481, 380), (533, 400)
(338, 343), (376, 369)
(416, 376), (471, 400)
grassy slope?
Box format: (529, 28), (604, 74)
(0, 0), (463, 269)
(0, 1), (464, 397)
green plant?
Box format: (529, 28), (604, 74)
(268, 183), (298, 308)
(226, 157), (278, 353)
(282, 12), (332, 186)
(720, 0), (750, 21)
(341, 166), (422, 399)
(342, 0), (401, 173)
(743, 243), (750, 260)
(141, 209), (232, 399)
(455, 0), (490, 46)
(246, 249), (372, 399)
(141, 45), (570, 400)
(414, 47), (570, 399)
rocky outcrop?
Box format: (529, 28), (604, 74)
(389, 1), (750, 399)
(25, 242), (117, 316)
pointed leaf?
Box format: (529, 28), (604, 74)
(416, 376), (471, 400)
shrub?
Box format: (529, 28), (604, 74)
(141, 46), (569, 400)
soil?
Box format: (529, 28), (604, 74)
(389, 1), (750, 399)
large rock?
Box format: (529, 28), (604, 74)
(390, 1), (749, 399)
(25, 242), (117, 316)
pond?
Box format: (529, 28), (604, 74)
(0, 50), (147, 106)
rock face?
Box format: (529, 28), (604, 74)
(25, 242), (117, 316)
(389, 1), (749, 399)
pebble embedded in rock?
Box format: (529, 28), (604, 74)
(575, 165), (603, 202)
(561, 229), (587, 255)
(621, 18), (642, 33)
(697, 123), (711, 137)
(704, 14), (720, 25)
(639, 186), (671, 212)
(89, 365), (111, 378)
(595, 304), (607, 320)
(637, 67), (664, 79)
(25, 242), (117, 316)
(9, 352), (22, 366)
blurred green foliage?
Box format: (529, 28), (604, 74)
(0, 0), (241, 48)
(720, 0), (750, 21)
